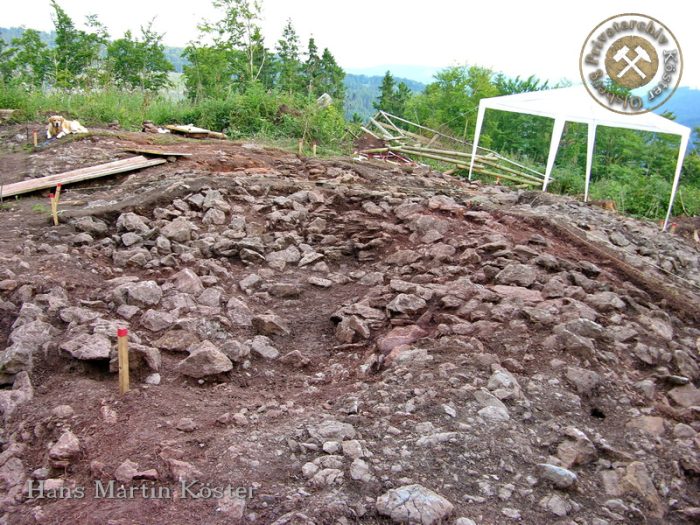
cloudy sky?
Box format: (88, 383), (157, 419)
(2, 0), (697, 87)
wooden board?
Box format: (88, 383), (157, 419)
(122, 148), (192, 157)
(165, 124), (227, 140)
(0, 156), (166, 198)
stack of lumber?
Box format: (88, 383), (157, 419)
(1, 156), (166, 198)
(359, 111), (545, 187)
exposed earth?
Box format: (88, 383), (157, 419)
(0, 127), (699, 525)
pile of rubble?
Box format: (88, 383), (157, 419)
(0, 133), (698, 524)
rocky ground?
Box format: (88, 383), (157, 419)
(0, 129), (699, 525)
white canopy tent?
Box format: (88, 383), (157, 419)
(467, 87), (691, 231)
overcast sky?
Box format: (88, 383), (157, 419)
(2, 0), (697, 88)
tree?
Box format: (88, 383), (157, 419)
(302, 37), (320, 97)
(200, 0), (268, 85)
(50, 1), (106, 87)
(275, 19), (302, 93)
(315, 48), (345, 104)
(2, 29), (51, 87)
(182, 43), (235, 101)
(107, 20), (173, 92)
(373, 71), (411, 116)
(406, 66), (498, 138)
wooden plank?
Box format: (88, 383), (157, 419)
(122, 148), (192, 157)
(1, 156), (166, 198)
(165, 124), (227, 139)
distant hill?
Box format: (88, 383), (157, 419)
(346, 65), (442, 85)
(344, 74), (425, 121)
(653, 87), (700, 148)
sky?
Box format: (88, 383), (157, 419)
(1, 0), (697, 88)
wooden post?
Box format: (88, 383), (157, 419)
(117, 328), (129, 394)
(33, 132), (38, 147)
(312, 143), (317, 157)
(48, 193), (58, 226)
(297, 139), (304, 155)
(55, 183), (62, 204)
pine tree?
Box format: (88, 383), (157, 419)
(373, 71), (396, 111)
(303, 37), (320, 97)
(316, 48), (345, 104)
(275, 19), (302, 93)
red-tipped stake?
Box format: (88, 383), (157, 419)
(117, 328), (129, 394)
(48, 193), (58, 226)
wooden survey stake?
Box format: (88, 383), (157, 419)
(55, 183), (62, 203)
(117, 328), (129, 394)
(33, 132), (38, 147)
(48, 193), (58, 226)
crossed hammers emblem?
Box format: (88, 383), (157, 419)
(613, 45), (653, 79)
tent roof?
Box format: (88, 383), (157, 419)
(480, 87), (690, 137)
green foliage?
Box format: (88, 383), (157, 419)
(106, 21), (173, 92)
(199, 0), (267, 85)
(50, 0), (106, 87)
(2, 29), (51, 87)
(406, 66), (499, 139)
(315, 48), (345, 105)
(182, 44), (235, 102)
(275, 19), (303, 94)
(373, 71), (411, 117)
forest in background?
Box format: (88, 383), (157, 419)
(0, 0), (699, 220)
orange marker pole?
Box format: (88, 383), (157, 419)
(117, 328), (129, 394)
(48, 193), (58, 226)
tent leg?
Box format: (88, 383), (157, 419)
(584, 123), (596, 202)
(663, 133), (690, 231)
(542, 118), (565, 192)
(468, 105), (486, 181)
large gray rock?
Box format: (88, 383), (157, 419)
(226, 297), (253, 326)
(172, 268), (204, 294)
(160, 217), (195, 243)
(307, 420), (356, 442)
(387, 294), (427, 316)
(586, 291), (625, 312)
(0, 344), (34, 384)
(117, 212), (150, 233)
(566, 366), (601, 395)
(113, 280), (162, 307)
(177, 341), (233, 378)
(9, 319), (54, 348)
(72, 216), (108, 235)
(248, 336), (279, 360)
(140, 309), (175, 332)
(376, 484), (454, 524)
(60, 333), (111, 360)
(109, 343), (161, 372)
(377, 325), (427, 353)
(0, 371), (33, 419)
(49, 430), (81, 466)
(495, 264), (537, 287)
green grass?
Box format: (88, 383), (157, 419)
(0, 83), (356, 155)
